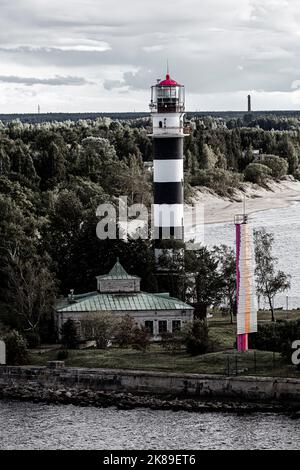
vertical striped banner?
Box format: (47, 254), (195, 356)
(236, 221), (257, 350)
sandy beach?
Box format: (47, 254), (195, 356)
(191, 179), (300, 225)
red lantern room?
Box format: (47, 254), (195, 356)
(150, 73), (185, 113)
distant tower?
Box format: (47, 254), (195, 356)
(38, 104), (41, 115)
(150, 71), (188, 265)
(247, 94), (251, 113)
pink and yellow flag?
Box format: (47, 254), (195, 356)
(236, 222), (257, 336)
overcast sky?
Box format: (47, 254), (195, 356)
(1, 0), (300, 113)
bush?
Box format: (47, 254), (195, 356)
(249, 320), (300, 363)
(80, 312), (118, 349)
(190, 168), (243, 197)
(131, 326), (151, 352)
(24, 331), (41, 349)
(182, 320), (211, 356)
(114, 315), (135, 348)
(2, 330), (28, 365)
(261, 155), (288, 180)
(60, 319), (80, 349)
(244, 163), (271, 185)
(294, 168), (300, 181)
(160, 331), (183, 354)
(57, 349), (69, 360)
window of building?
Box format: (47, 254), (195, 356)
(158, 320), (167, 334)
(145, 321), (153, 336)
(159, 121), (163, 128)
(172, 320), (181, 333)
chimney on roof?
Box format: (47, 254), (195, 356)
(69, 289), (75, 303)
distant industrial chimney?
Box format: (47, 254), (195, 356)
(247, 95), (251, 113)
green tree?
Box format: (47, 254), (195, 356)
(121, 153), (151, 205)
(160, 331), (182, 354)
(185, 149), (200, 175)
(0, 146), (10, 176)
(182, 319), (210, 355)
(43, 189), (83, 291)
(33, 131), (67, 189)
(254, 228), (291, 322)
(131, 325), (151, 352)
(215, 148), (227, 170)
(115, 315), (135, 348)
(60, 319), (80, 349)
(5, 250), (57, 341)
(185, 247), (224, 318)
(278, 137), (299, 174)
(80, 312), (118, 349)
(201, 144), (218, 169)
(213, 245), (236, 324)
(2, 330), (28, 365)
(262, 155), (288, 180)
(10, 139), (38, 183)
(244, 163), (271, 185)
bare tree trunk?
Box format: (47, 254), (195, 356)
(229, 298), (234, 324)
(194, 303), (207, 320)
(268, 296), (275, 322)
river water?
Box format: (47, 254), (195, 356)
(205, 201), (300, 308)
(0, 400), (299, 450)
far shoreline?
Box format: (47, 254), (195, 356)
(190, 179), (300, 225)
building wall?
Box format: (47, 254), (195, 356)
(57, 308), (193, 340)
(97, 279), (140, 293)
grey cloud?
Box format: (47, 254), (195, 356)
(1, 0), (300, 110)
(0, 46), (112, 68)
(0, 75), (90, 86)
(103, 79), (124, 90)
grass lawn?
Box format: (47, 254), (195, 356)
(209, 324), (236, 351)
(28, 310), (300, 378)
(29, 347), (299, 378)
(208, 309), (300, 325)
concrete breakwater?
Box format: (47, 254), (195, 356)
(0, 366), (300, 412)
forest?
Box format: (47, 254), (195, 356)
(0, 112), (299, 345)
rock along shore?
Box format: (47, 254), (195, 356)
(1, 382), (300, 417)
(0, 365), (300, 416)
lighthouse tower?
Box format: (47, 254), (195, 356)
(150, 71), (187, 265)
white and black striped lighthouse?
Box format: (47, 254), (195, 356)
(150, 72), (188, 265)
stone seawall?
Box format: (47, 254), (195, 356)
(0, 366), (300, 412)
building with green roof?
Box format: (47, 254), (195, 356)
(57, 259), (194, 340)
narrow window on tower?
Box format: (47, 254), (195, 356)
(159, 121), (163, 128)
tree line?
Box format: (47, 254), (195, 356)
(0, 115), (294, 346)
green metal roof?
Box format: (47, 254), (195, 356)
(57, 291), (193, 313)
(96, 258), (140, 281)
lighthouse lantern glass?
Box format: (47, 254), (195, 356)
(151, 84), (185, 113)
